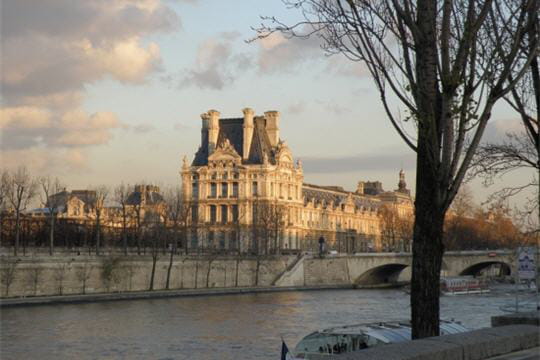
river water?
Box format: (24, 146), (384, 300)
(0, 288), (523, 360)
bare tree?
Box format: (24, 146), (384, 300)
(53, 263), (68, 295)
(1, 259), (18, 297)
(6, 167), (37, 256)
(133, 200), (143, 255)
(379, 205), (413, 252)
(114, 183), (131, 256)
(163, 186), (191, 290)
(26, 267), (43, 296)
(101, 256), (122, 292)
(76, 260), (93, 294)
(253, 0), (539, 338)
(0, 170), (9, 245)
(90, 186), (109, 256)
(473, 0), (540, 232)
(148, 221), (165, 291)
(472, 4), (539, 232)
(39, 176), (64, 256)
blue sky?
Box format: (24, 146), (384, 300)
(0, 0), (531, 209)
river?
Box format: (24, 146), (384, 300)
(0, 288), (524, 359)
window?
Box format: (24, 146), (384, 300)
(210, 205), (217, 223)
(271, 183), (274, 197)
(218, 232), (225, 249)
(192, 182), (199, 198)
(221, 205), (228, 223)
(222, 172), (228, 180)
(232, 182), (239, 197)
(232, 205), (239, 222)
(252, 181), (258, 196)
(221, 182), (228, 198)
(233, 172), (239, 179)
(252, 204), (258, 222)
(208, 231), (215, 247)
(191, 205), (198, 223)
(210, 183), (217, 198)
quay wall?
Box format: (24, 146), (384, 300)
(0, 254), (297, 298)
(2, 250), (506, 299)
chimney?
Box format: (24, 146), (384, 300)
(264, 110), (280, 147)
(200, 112), (209, 149)
(242, 107), (254, 160)
(203, 109), (220, 154)
(356, 181), (365, 194)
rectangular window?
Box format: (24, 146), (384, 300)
(221, 182), (228, 198)
(208, 231), (215, 247)
(271, 182), (274, 197)
(210, 183), (217, 198)
(191, 205), (198, 223)
(252, 181), (258, 196)
(221, 205), (228, 224)
(252, 204), (258, 223)
(232, 182), (239, 197)
(232, 205), (239, 222)
(210, 205), (216, 223)
(219, 231), (225, 249)
(192, 182), (199, 199)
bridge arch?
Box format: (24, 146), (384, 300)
(354, 263), (409, 286)
(459, 261), (511, 276)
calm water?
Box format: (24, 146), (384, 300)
(0, 289), (517, 359)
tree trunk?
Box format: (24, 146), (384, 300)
(122, 212), (127, 256)
(235, 258), (239, 287)
(14, 211), (20, 256)
(194, 260), (199, 289)
(49, 215), (55, 256)
(410, 0), (445, 340)
(96, 215), (101, 256)
(149, 254), (157, 291)
(410, 131), (446, 339)
(255, 258), (261, 286)
(165, 243), (174, 290)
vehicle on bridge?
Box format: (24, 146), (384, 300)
(291, 319), (468, 358)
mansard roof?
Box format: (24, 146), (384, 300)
(192, 117), (274, 166)
(126, 190), (164, 206)
(302, 184), (380, 211)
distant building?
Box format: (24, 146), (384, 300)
(36, 185), (165, 227)
(181, 108), (414, 252)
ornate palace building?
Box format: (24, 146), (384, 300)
(182, 108), (413, 253)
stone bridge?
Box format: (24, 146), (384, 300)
(274, 250), (514, 287)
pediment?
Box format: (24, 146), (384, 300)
(208, 149), (241, 162)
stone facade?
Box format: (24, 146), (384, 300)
(182, 108), (414, 252)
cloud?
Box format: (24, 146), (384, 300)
(0, 0), (179, 171)
(286, 101), (307, 115)
(129, 124), (156, 133)
(301, 151), (415, 174)
(483, 118), (525, 143)
(256, 31), (322, 74)
(179, 32), (251, 90)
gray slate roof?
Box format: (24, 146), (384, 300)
(192, 117), (274, 166)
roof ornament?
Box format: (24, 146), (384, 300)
(182, 155), (189, 169)
(296, 158), (303, 170)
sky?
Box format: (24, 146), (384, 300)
(0, 0), (533, 210)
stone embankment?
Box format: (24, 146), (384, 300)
(1, 251), (417, 303)
(0, 254), (299, 300)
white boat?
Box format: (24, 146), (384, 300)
(441, 276), (490, 295)
(291, 320), (468, 358)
